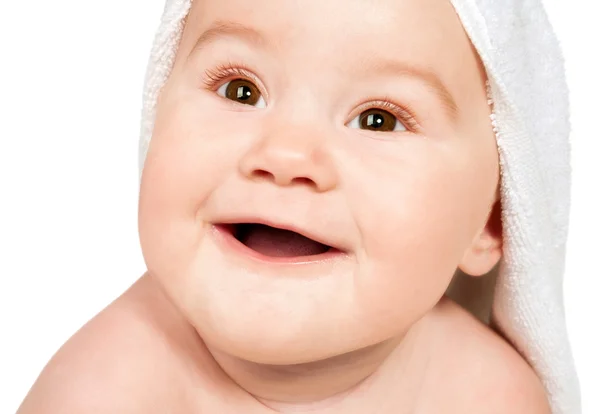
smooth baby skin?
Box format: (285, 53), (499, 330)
(19, 0), (550, 412)
(18, 275), (548, 413)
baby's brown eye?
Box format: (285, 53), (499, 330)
(218, 79), (264, 107)
(357, 108), (403, 132)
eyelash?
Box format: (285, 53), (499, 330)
(202, 62), (261, 92)
(202, 63), (421, 132)
(354, 99), (420, 132)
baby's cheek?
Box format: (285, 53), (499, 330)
(348, 152), (480, 315)
(354, 161), (471, 259)
(138, 153), (198, 278)
(138, 117), (206, 273)
(147, 104), (238, 211)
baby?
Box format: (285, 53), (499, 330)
(18, 0), (574, 413)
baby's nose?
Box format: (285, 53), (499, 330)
(238, 127), (338, 192)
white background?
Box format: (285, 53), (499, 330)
(0, 1), (598, 413)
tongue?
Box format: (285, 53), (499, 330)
(240, 224), (330, 257)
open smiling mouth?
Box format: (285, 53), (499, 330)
(216, 223), (338, 260)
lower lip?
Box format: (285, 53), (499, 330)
(211, 224), (345, 265)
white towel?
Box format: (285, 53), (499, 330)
(138, 1), (581, 412)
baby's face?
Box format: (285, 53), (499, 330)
(139, 0), (499, 364)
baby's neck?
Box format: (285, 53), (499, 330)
(205, 325), (426, 411)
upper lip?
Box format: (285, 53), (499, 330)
(214, 216), (344, 252)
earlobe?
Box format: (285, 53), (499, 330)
(458, 199), (503, 277)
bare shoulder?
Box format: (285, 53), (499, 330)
(428, 297), (551, 414)
(17, 274), (206, 414)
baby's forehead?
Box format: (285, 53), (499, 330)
(184, 0), (471, 65)
(178, 0), (485, 116)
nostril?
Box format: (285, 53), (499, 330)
(253, 169), (275, 181)
(291, 177), (315, 187)
(249, 169), (316, 188)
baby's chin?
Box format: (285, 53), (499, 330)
(177, 276), (363, 365)
(200, 322), (347, 366)
(150, 256), (383, 366)
(187, 303), (359, 365)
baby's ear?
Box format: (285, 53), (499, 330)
(458, 196), (503, 277)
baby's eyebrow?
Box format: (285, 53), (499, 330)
(192, 20), (267, 54)
(357, 58), (459, 121)
(191, 20), (458, 122)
